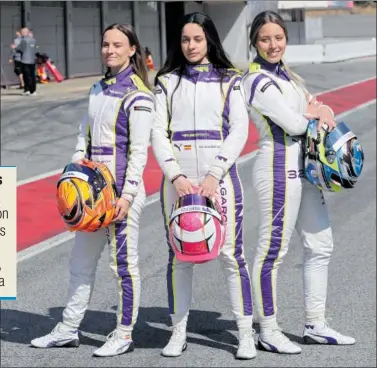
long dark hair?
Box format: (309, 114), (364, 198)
(248, 10), (305, 87)
(154, 12), (234, 90)
(102, 23), (150, 89)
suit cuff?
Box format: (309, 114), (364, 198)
(71, 150), (85, 163)
(163, 161), (183, 182)
(121, 193), (134, 204)
(207, 166), (224, 181)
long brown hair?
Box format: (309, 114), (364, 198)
(249, 10), (306, 90)
(102, 23), (150, 89)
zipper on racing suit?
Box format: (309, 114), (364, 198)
(193, 75), (200, 180)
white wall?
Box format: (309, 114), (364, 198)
(206, 3), (248, 63)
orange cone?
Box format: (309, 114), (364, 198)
(37, 65), (48, 83)
(146, 55), (154, 71)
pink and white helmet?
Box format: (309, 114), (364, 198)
(168, 192), (226, 264)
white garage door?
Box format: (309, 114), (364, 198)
(30, 1), (66, 78)
(1, 2), (22, 86)
(106, 1), (133, 27)
(71, 1), (102, 77)
(139, 1), (161, 68)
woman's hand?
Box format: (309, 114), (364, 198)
(197, 175), (219, 199)
(172, 175), (193, 197)
(112, 197), (131, 222)
(317, 105), (336, 131)
(305, 103), (336, 132)
(306, 93), (322, 107)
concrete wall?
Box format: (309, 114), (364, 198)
(284, 38), (376, 64)
(206, 2), (248, 62)
(184, 1), (204, 13)
(321, 14), (376, 38)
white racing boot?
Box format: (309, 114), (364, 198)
(258, 328), (302, 354)
(236, 328), (257, 359)
(303, 321), (356, 345)
(161, 317), (188, 357)
(30, 322), (80, 348)
(93, 328), (134, 357)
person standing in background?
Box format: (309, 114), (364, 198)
(9, 29), (24, 89)
(14, 27), (37, 96)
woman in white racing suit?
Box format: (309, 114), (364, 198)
(151, 12), (256, 360)
(30, 24), (154, 357)
(241, 10), (356, 354)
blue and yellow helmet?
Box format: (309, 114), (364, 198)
(304, 119), (364, 192)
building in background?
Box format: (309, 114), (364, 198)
(1, 0), (268, 86)
(0, 0), (361, 87)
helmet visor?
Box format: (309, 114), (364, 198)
(175, 193), (216, 211)
(170, 193), (223, 222)
(325, 122), (356, 152)
(59, 163), (108, 194)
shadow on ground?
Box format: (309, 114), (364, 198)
(1, 306), (302, 353)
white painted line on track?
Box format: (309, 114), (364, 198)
(17, 150), (258, 263)
(336, 99), (376, 120)
(16, 98), (377, 263)
(17, 168), (63, 187)
(312, 76), (375, 97)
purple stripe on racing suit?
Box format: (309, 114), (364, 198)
(171, 130), (222, 141)
(260, 116), (286, 317)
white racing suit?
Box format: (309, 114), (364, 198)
(64, 66), (154, 332)
(151, 64), (253, 330)
(240, 59), (334, 327)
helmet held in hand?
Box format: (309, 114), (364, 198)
(56, 161), (118, 232)
(168, 193), (226, 264)
(304, 119), (364, 192)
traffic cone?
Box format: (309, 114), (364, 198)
(146, 55), (154, 71)
(37, 65), (48, 83)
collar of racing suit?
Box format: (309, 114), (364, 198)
(184, 62), (215, 76)
(100, 64), (135, 91)
(254, 53), (290, 81)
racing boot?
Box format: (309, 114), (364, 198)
(161, 315), (188, 357)
(258, 328), (302, 354)
(236, 328), (257, 359)
(92, 328), (134, 357)
(303, 321), (356, 345)
(30, 322), (80, 348)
